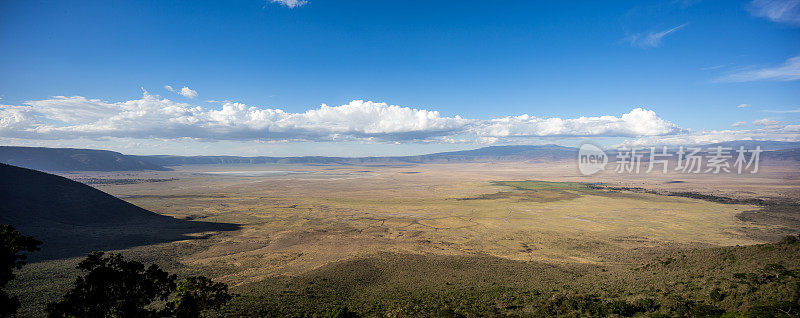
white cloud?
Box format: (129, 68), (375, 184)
(732, 121), (747, 127)
(717, 55), (800, 82)
(6, 89), (799, 151)
(748, 0), (800, 26)
(164, 85), (198, 98)
(737, 103), (749, 108)
(754, 118), (781, 126)
(0, 93), (472, 141)
(0, 105), (38, 132)
(179, 86), (198, 99)
(0, 90), (683, 143)
(270, 0), (307, 8)
(476, 108), (680, 137)
(627, 23), (688, 48)
(24, 96), (120, 124)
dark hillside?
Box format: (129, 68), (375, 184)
(0, 163), (237, 260)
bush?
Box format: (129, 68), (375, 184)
(166, 276), (232, 318)
(0, 224), (41, 317)
(780, 234), (799, 245)
(46, 251), (231, 318)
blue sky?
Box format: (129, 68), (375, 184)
(1, 0), (799, 156)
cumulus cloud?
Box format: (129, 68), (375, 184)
(0, 90), (682, 143)
(627, 23), (688, 48)
(270, 0), (307, 8)
(476, 108), (680, 137)
(717, 55), (800, 82)
(179, 86), (198, 99)
(748, 0), (800, 26)
(737, 103), (749, 108)
(0, 105), (38, 132)
(732, 121), (747, 127)
(0, 93), (472, 141)
(24, 96), (121, 124)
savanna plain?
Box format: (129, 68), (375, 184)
(10, 160), (800, 317)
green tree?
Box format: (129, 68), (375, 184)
(46, 252), (231, 318)
(0, 224), (42, 317)
(165, 276), (232, 318)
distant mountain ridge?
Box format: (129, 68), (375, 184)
(0, 163), (237, 260)
(1, 141), (798, 171)
(137, 144), (578, 166)
(134, 142), (800, 165)
(0, 146), (170, 171)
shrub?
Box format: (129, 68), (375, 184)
(46, 251), (231, 318)
(0, 224), (41, 316)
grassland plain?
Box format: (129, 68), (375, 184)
(8, 161), (800, 316)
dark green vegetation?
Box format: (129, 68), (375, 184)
(458, 181), (594, 203)
(0, 146), (169, 171)
(1, 224), (41, 316)
(47, 252), (231, 318)
(0, 163), (239, 260)
(583, 184), (769, 204)
(216, 237), (800, 317)
(491, 180), (592, 192)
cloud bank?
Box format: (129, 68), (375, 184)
(477, 108), (679, 137)
(0, 91), (682, 143)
